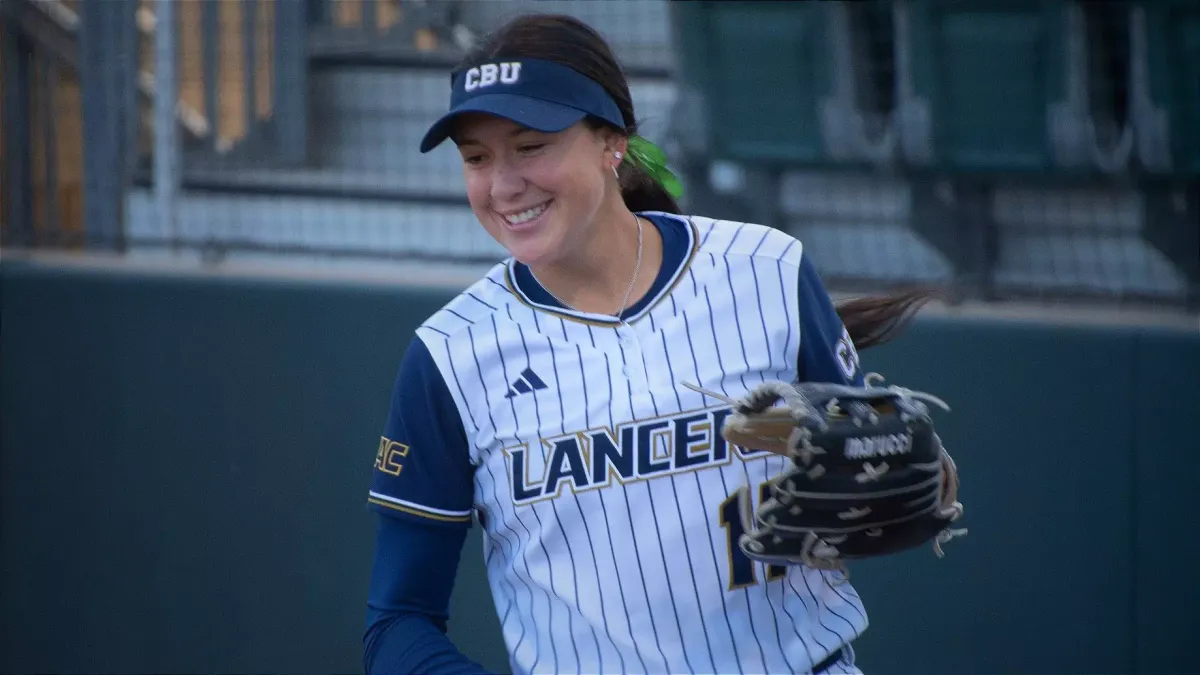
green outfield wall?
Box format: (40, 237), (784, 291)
(2, 260), (1195, 675)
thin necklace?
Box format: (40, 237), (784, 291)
(532, 213), (644, 319)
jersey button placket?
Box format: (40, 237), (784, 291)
(616, 324), (647, 387)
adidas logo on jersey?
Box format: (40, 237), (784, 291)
(505, 368), (548, 399)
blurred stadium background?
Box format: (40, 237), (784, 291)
(2, 0), (1197, 315)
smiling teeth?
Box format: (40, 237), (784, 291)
(505, 203), (548, 225)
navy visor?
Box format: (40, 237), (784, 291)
(419, 58), (626, 153)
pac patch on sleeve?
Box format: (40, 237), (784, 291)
(374, 436), (411, 476)
(836, 326), (860, 380)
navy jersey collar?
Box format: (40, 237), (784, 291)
(506, 213), (698, 325)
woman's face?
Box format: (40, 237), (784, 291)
(454, 114), (620, 268)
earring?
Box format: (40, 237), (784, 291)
(612, 165), (620, 181)
(615, 151), (623, 160)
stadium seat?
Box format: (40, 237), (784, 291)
(898, 0), (1080, 173)
(673, 1), (835, 166)
(1134, 0), (1200, 176)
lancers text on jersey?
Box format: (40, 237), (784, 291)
(504, 405), (775, 506)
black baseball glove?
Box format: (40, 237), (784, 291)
(695, 375), (967, 576)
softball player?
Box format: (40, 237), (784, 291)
(363, 13), (929, 675)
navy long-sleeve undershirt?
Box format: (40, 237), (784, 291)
(363, 515), (495, 675)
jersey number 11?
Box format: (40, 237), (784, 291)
(718, 482), (788, 589)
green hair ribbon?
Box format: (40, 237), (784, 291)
(625, 135), (684, 200)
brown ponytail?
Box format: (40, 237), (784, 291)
(835, 288), (944, 351)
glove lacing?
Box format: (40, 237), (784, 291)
(864, 372), (952, 416)
(932, 445), (968, 556)
(739, 496), (855, 582)
(684, 377), (967, 572)
(757, 405), (967, 574)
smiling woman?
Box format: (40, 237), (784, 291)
(451, 115), (632, 301)
(361, 13), (936, 675)
(422, 39), (665, 319)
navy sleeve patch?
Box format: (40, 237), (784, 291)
(797, 255), (866, 387)
(367, 337), (475, 527)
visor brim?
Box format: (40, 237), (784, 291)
(419, 94), (591, 153)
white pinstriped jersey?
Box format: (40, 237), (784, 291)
(369, 213), (868, 675)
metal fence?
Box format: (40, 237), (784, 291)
(1, 0), (1197, 309)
